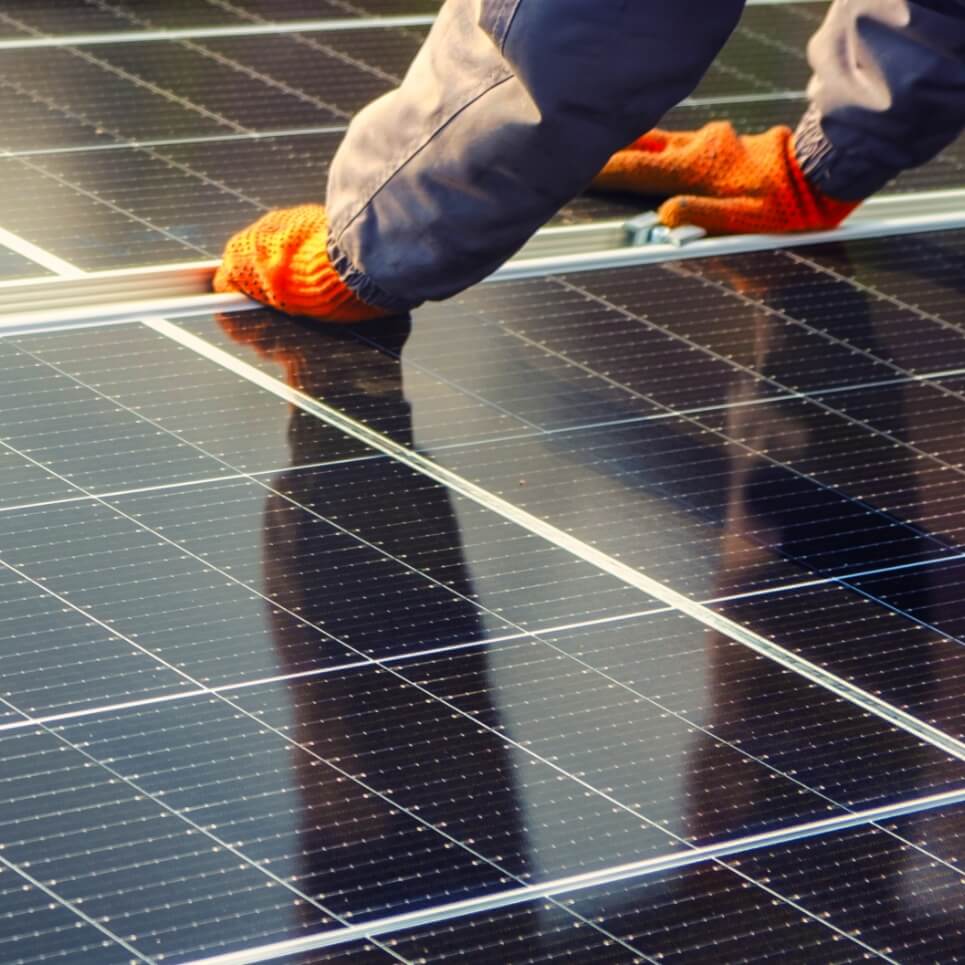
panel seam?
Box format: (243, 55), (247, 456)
(146, 315), (965, 765)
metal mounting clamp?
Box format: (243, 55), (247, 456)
(624, 212), (707, 248)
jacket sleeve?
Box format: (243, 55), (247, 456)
(326, 0), (747, 312)
(795, 0), (965, 201)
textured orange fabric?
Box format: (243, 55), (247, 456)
(592, 122), (859, 235)
(213, 205), (388, 323)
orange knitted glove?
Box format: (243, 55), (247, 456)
(592, 122), (860, 235)
(213, 204), (388, 322)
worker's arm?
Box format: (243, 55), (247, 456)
(594, 0), (965, 234)
(796, 0), (965, 200)
(216, 0), (746, 318)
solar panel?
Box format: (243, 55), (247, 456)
(1, 3), (964, 963)
(0, 0), (443, 39)
(378, 805), (965, 963)
(0, 243), (50, 281)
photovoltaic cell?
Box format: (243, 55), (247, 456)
(796, 230), (965, 333)
(688, 5), (816, 99)
(273, 945), (398, 965)
(0, 26), (431, 140)
(0, 563), (194, 718)
(0, 327), (328, 490)
(11, 320), (521, 473)
(0, 243), (51, 282)
(78, 40), (353, 126)
(0, 150), (266, 268)
(203, 28), (429, 104)
(375, 807), (965, 964)
(0, 323), (658, 683)
(0, 159), (206, 271)
(716, 579), (965, 740)
(0, 436), (79, 506)
(0, 861), (132, 965)
(0, 719), (497, 963)
(0, 48), (231, 148)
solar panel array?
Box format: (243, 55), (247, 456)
(1, 2), (964, 964)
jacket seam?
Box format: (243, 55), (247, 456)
(331, 72), (515, 253)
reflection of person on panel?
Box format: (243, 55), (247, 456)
(220, 312), (530, 924)
(681, 255), (948, 947)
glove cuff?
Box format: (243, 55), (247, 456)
(786, 134), (862, 231)
(793, 106), (891, 202)
(275, 207), (388, 323)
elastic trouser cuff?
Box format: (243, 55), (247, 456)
(328, 238), (422, 316)
(793, 106), (897, 203)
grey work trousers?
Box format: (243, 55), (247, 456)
(326, 0), (965, 313)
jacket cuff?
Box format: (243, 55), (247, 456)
(327, 237), (422, 316)
(793, 106), (897, 203)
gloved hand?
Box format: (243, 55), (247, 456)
(592, 122), (860, 235)
(213, 204), (388, 322)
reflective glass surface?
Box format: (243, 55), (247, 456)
(2, 266), (964, 958)
(2, 3), (965, 960)
(378, 804), (965, 963)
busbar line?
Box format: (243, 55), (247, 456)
(681, 89), (804, 107)
(182, 787), (965, 965)
(0, 606), (670, 737)
(147, 314), (965, 766)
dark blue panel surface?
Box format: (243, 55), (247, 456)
(191, 302), (955, 604)
(2, 307), (962, 962)
(0, 564), (192, 717)
(0, 860), (132, 965)
(310, 804), (965, 964)
(8, 324), (369, 485)
(0, 719), (493, 963)
(3, 3), (964, 961)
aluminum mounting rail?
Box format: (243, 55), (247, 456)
(2, 188), (964, 336)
